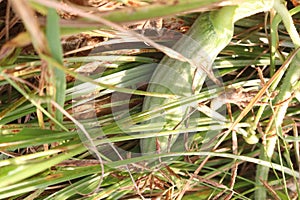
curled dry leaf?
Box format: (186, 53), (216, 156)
(0, 32), (31, 61)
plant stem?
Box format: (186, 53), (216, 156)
(255, 1), (300, 199)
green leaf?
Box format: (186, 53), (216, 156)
(46, 8), (66, 128)
(0, 128), (77, 149)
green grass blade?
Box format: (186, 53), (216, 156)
(46, 8), (66, 128)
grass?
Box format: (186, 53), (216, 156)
(1, 0), (300, 199)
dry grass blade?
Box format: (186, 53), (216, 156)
(2, 0), (300, 199)
(216, 47), (300, 149)
(178, 42), (300, 200)
(260, 179), (281, 200)
(10, 0), (48, 55)
(224, 130), (238, 200)
(50, 100), (105, 195)
(31, 0), (221, 85)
